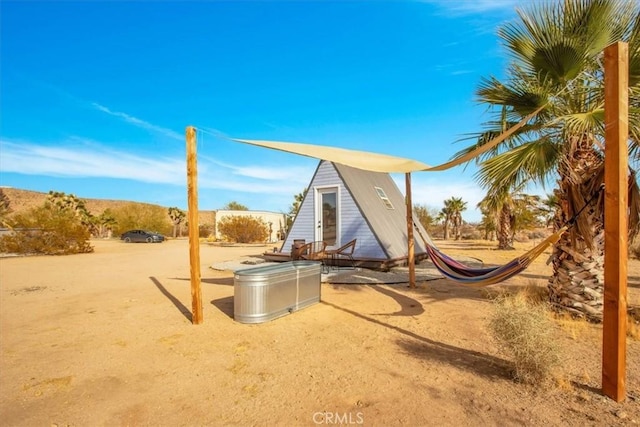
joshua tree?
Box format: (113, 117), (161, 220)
(47, 191), (97, 234)
(168, 207), (186, 238)
(97, 209), (117, 238)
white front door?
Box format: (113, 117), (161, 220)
(316, 187), (338, 246)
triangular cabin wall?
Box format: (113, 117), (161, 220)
(283, 161), (387, 259)
(283, 160), (432, 263)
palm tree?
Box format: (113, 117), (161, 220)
(456, 0), (640, 320)
(443, 197), (467, 240)
(478, 190), (516, 249)
(436, 206), (451, 240)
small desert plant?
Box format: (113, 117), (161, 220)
(199, 224), (213, 238)
(217, 215), (268, 243)
(489, 291), (562, 385)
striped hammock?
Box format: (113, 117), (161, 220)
(425, 227), (567, 287)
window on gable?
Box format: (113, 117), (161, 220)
(375, 187), (394, 209)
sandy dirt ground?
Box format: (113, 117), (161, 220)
(1, 238), (639, 426)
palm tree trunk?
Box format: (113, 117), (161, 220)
(497, 205), (514, 250)
(547, 138), (604, 321)
(454, 215), (462, 240)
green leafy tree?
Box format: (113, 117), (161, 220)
(222, 201), (249, 211)
(286, 188), (308, 233)
(511, 193), (545, 236)
(290, 188), (307, 215)
(477, 199), (498, 241)
(455, 0), (640, 319)
(413, 204), (437, 233)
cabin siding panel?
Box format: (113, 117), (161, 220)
(283, 162), (386, 259)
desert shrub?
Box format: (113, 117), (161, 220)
(0, 205), (93, 255)
(489, 291), (561, 385)
(217, 215), (268, 243)
(110, 203), (172, 236)
(199, 224), (213, 238)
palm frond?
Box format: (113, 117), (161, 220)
(550, 108), (605, 136)
(628, 11), (640, 87)
(476, 138), (560, 192)
(502, 0), (635, 85)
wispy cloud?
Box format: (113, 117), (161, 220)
(200, 155), (310, 181)
(92, 103), (183, 141)
(422, 0), (527, 15)
(0, 138), (309, 195)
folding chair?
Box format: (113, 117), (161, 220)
(325, 239), (356, 270)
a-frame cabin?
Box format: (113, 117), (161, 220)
(272, 160), (430, 270)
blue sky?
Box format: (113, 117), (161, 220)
(0, 0), (536, 222)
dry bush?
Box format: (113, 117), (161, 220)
(199, 224), (213, 238)
(554, 311), (589, 341)
(520, 279), (548, 304)
(217, 215), (268, 243)
(0, 205), (93, 255)
(110, 203), (172, 236)
(489, 291), (562, 385)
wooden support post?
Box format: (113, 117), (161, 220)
(406, 173), (415, 288)
(602, 41), (628, 402)
(186, 126), (203, 325)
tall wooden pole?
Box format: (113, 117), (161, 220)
(186, 126), (203, 325)
(602, 41), (628, 402)
(406, 173), (416, 288)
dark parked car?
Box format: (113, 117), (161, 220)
(120, 230), (165, 243)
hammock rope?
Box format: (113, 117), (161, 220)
(418, 185), (604, 287)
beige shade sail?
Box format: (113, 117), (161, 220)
(231, 106), (543, 173)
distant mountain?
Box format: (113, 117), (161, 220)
(0, 187), (162, 215)
(0, 188), (215, 224)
